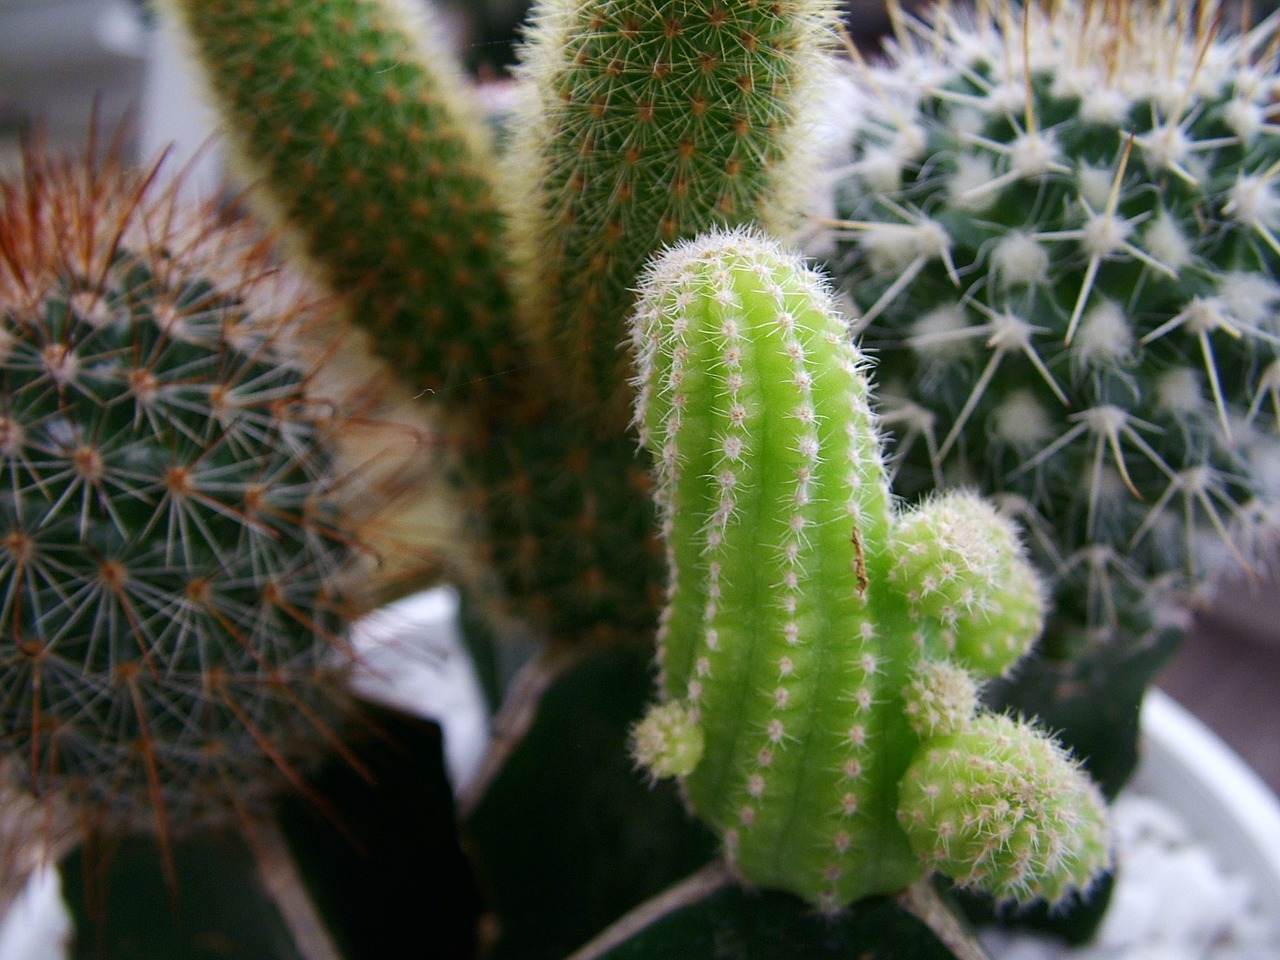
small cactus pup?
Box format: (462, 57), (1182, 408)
(628, 228), (1110, 912)
(821, 0), (1280, 660)
(507, 0), (842, 425)
(0, 141), (389, 845)
(159, 0), (516, 407)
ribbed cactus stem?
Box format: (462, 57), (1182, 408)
(160, 0), (514, 404)
(630, 228), (1109, 911)
(508, 0), (839, 423)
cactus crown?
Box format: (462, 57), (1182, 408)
(822, 0), (1280, 655)
(630, 228), (1108, 912)
(0, 143), (378, 833)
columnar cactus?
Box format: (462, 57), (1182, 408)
(821, 0), (1280, 655)
(629, 229), (1109, 911)
(0, 145), (376, 833)
(160, 0), (516, 405)
(165, 0), (849, 647)
(506, 0), (841, 425)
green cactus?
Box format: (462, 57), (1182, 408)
(505, 0), (841, 425)
(164, 0), (845, 646)
(821, 0), (1280, 658)
(160, 0), (516, 406)
(0, 145), (373, 834)
(629, 228), (1109, 911)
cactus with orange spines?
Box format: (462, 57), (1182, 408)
(0, 141), (383, 838)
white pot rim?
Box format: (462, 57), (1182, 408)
(1136, 689), (1280, 920)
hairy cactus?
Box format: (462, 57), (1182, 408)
(820, 0), (1280, 656)
(506, 0), (840, 425)
(629, 229), (1109, 911)
(0, 144), (380, 834)
(160, 0), (515, 406)
(164, 0), (847, 646)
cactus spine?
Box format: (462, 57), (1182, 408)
(0, 144), (376, 833)
(630, 228), (1109, 911)
(161, 0), (515, 405)
(822, 0), (1280, 656)
(507, 0), (840, 425)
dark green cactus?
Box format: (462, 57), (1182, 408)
(161, 0), (516, 406)
(0, 146), (370, 833)
(507, 0), (840, 425)
(629, 228), (1109, 911)
(821, 0), (1280, 659)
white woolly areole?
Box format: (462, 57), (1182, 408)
(1217, 271), (1280, 332)
(1144, 214), (1194, 275)
(1075, 301), (1135, 365)
(991, 231), (1049, 289)
(993, 390), (1055, 451)
(1077, 164), (1115, 212)
(948, 153), (998, 211)
(909, 305), (972, 358)
(1156, 368), (1206, 416)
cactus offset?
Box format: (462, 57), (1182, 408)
(821, 0), (1280, 656)
(161, 0), (515, 406)
(0, 144), (379, 834)
(507, 0), (840, 425)
(630, 229), (1109, 911)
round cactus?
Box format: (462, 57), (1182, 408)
(629, 228), (1108, 911)
(820, 0), (1280, 655)
(0, 145), (377, 833)
(898, 713), (1110, 906)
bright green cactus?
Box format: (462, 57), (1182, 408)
(160, 0), (516, 406)
(0, 145), (375, 834)
(506, 0), (840, 425)
(629, 228), (1109, 912)
(820, 0), (1280, 657)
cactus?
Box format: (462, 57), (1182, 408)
(158, 0), (517, 407)
(629, 228), (1109, 912)
(166, 0), (845, 647)
(507, 0), (840, 425)
(819, 0), (1280, 658)
(0, 142), (379, 836)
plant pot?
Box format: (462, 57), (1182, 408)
(1129, 689), (1280, 924)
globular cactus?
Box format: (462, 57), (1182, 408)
(506, 0), (841, 425)
(160, 0), (516, 406)
(820, 0), (1280, 655)
(0, 144), (379, 835)
(629, 229), (1109, 911)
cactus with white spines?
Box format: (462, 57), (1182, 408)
(821, 0), (1280, 657)
(0, 144), (383, 835)
(629, 228), (1109, 912)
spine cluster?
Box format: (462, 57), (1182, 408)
(822, 0), (1280, 653)
(630, 228), (1108, 911)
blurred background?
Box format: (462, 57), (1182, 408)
(1, 0), (1277, 794)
